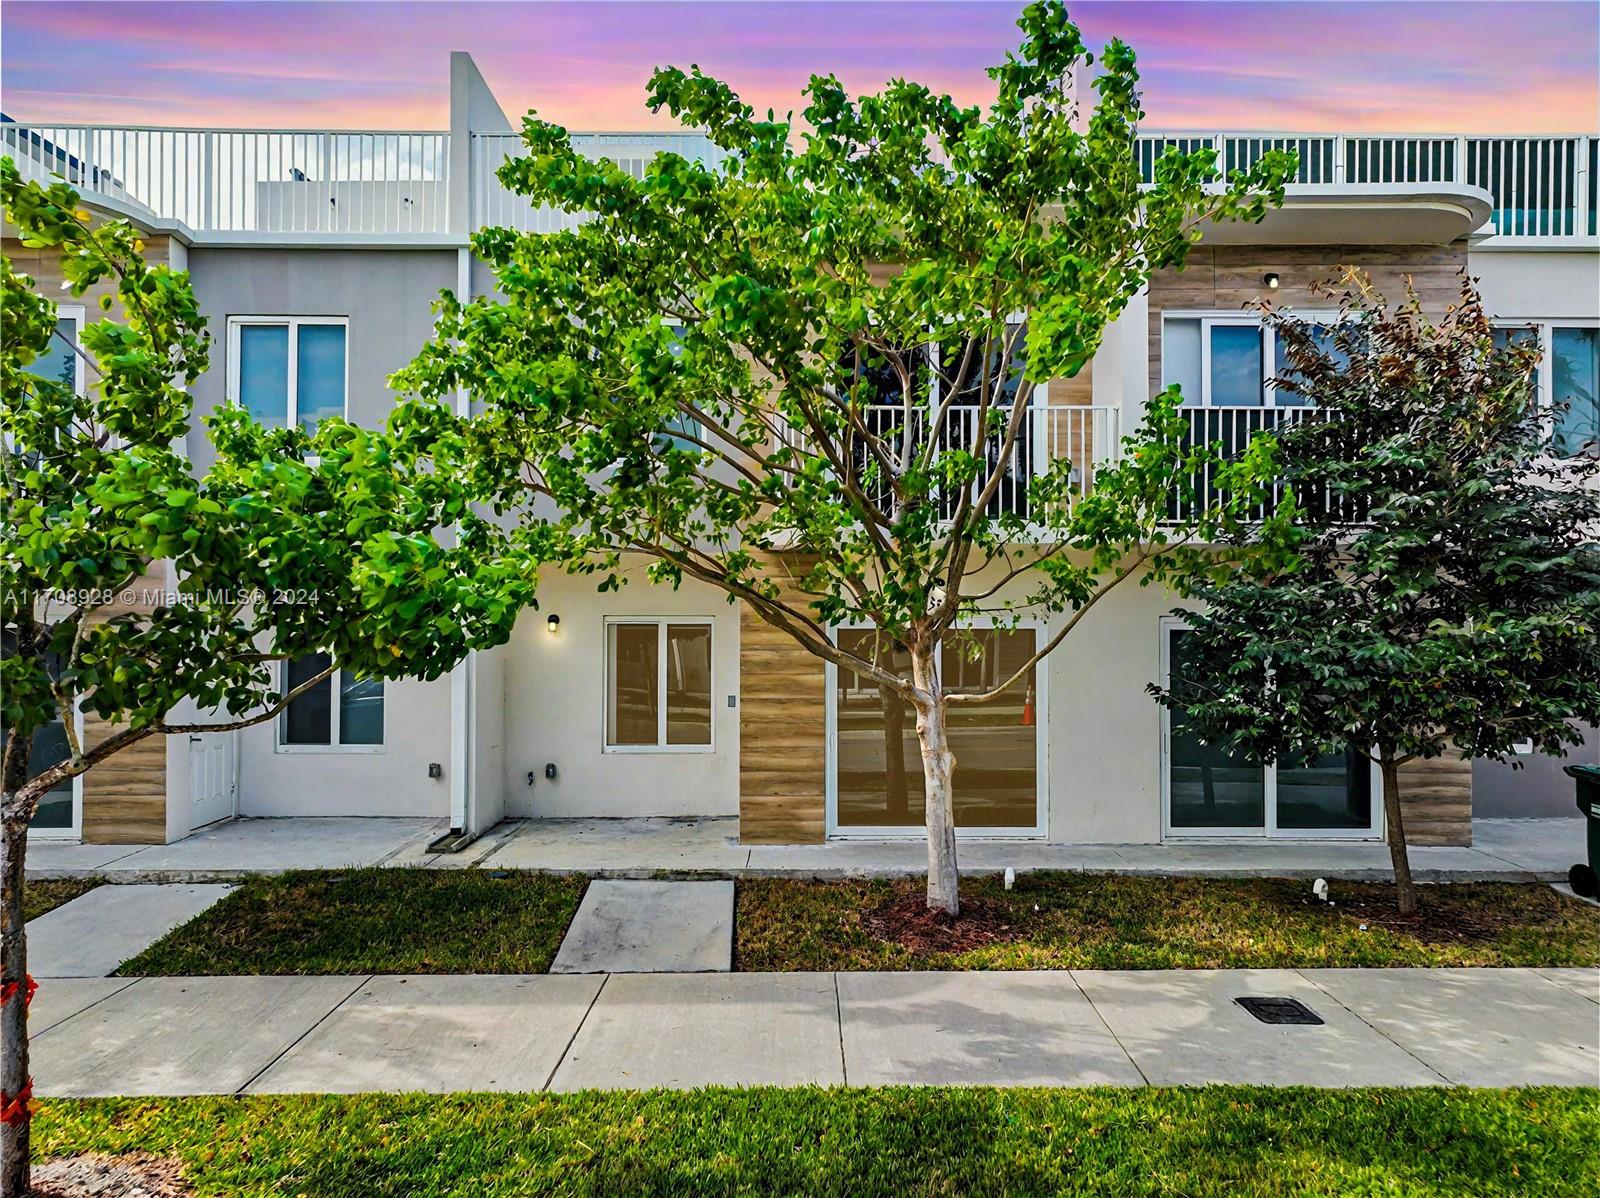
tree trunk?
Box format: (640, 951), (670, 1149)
(910, 642), (959, 915)
(2, 742), (33, 1198)
(1379, 755), (1418, 916)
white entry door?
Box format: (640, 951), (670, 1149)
(188, 731), (237, 829)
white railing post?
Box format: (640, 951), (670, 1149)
(200, 133), (215, 230)
(1577, 136), (1592, 242)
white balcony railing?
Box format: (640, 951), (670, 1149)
(838, 403), (1319, 527)
(2, 123), (450, 236)
(471, 130), (734, 233)
(1136, 131), (1597, 243)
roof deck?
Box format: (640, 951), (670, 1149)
(2, 118), (1594, 250)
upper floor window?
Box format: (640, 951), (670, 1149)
(1494, 321), (1599, 457)
(229, 317), (347, 432)
(1163, 314), (1343, 408)
(1552, 326), (1598, 456)
(278, 653), (384, 750)
(24, 306), (85, 395)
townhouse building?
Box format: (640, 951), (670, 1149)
(6, 54), (1597, 851)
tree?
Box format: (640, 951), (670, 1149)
(396, 0), (1294, 915)
(0, 163), (531, 1192)
(1150, 272), (1600, 915)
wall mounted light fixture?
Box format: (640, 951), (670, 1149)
(1262, 272), (1281, 290)
(547, 613), (560, 635)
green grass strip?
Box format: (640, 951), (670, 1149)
(35, 1087), (1600, 1196)
(118, 868), (587, 976)
(736, 875), (1600, 970)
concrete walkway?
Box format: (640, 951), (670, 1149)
(26, 967), (1598, 1096)
(27, 814), (1586, 884)
(25, 884), (233, 976)
(550, 880), (734, 974)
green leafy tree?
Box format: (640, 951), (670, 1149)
(1151, 273), (1600, 915)
(397, 1), (1293, 915)
(0, 162), (531, 1192)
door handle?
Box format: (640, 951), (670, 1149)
(189, 735), (203, 743)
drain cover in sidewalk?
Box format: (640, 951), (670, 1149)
(551, 880), (733, 973)
(1234, 996), (1324, 1025)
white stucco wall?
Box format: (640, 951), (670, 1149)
(500, 570), (742, 818)
(1042, 576), (1188, 844)
(1469, 249), (1600, 321)
(235, 674), (452, 818)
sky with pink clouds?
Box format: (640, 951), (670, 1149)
(1, 1), (1596, 134)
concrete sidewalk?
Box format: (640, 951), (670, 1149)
(27, 966), (1598, 1097)
(24, 815), (1587, 884)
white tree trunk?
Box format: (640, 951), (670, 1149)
(910, 642), (959, 915)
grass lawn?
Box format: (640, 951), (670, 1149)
(34, 1088), (1599, 1196)
(23, 878), (100, 923)
(736, 874), (1600, 971)
(117, 868), (587, 975)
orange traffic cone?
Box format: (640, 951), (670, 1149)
(1021, 682), (1035, 727)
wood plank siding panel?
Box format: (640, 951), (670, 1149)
(1397, 755), (1473, 847)
(81, 564), (171, 843)
(6, 242), (177, 843)
(1147, 244), (1470, 394)
(738, 555), (827, 844)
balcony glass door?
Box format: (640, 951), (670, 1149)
(828, 624), (1044, 837)
(1162, 624), (1378, 838)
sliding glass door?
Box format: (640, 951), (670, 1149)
(829, 624), (1045, 837)
(1162, 622), (1378, 838)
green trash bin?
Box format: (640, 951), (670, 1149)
(1564, 764), (1600, 898)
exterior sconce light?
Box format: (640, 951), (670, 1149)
(547, 614), (560, 635)
(1262, 272), (1281, 290)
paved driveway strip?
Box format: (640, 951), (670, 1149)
(25, 967), (1600, 1095)
(549, 972), (844, 1091)
(837, 970), (1144, 1086)
(27, 884), (234, 977)
(30, 976), (366, 1097)
(1301, 967), (1600, 1086)
(248, 975), (604, 1094)
(1069, 968), (1447, 1086)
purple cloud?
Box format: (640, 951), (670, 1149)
(2, 2), (1594, 133)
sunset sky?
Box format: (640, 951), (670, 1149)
(2, 1), (1596, 133)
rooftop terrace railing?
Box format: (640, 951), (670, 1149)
(1136, 131), (1598, 243)
(4, 121), (1592, 245)
(470, 130), (734, 233)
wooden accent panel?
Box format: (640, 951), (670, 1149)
(739, 556), (827, 844)
(80, 568), (171, 844)
(1396, 755), (1472, 847)
(1045, 361), (1093, 406)
(1147, 243), (1469, 395)
(6, 247), (178, 843)
(3, 236), (175, 310)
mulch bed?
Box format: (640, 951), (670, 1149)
(29, 1153), (191, 1198)
(863, 893), (1023, 954)
(1325, 894), (1524, 946)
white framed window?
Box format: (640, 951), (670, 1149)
(5, 702), (85, 842)
(1162, 312), (1345, 408)
(1493, 319), (1600, 457)
(1159, 617), (1381, 840)
(277, 653), (385, 752)
(227, 316), (348, 432)
(603, 618), (714, 752)
(23, 303), (86, 395)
